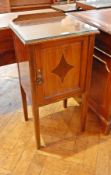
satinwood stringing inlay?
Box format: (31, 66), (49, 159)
(52, 54), (74, 82)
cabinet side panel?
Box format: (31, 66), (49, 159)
(90, 51), (111, 120)
(13, 34), (32, 102)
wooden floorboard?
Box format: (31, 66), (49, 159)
(0, 64), (111, 175)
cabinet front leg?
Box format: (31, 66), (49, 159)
(20, 85), (28, 121)
(63, 99), (68, 108)
(80, 93), (88, 132)
(32, 106), (41, 149)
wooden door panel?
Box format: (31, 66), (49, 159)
(42, 42), (81, 97)
(35, 38), (88, 105)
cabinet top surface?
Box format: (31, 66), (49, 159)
(69, 8), (111, 34)
(77, 0), (111, 8)
(0, 9), (56, 29)
(51, 3), (77, 12)
(10, 14), (98, 44)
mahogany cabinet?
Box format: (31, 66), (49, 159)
(0, 29), (15, 66)
(10, 13), (97, 148)
(69, 9), (111, 134)
(0, 0), (53, 12)
(10, 0), (53, 11)
(90, 31), (111, 134)
(76, 0), (111, 10)
(76, 1), (95, 11)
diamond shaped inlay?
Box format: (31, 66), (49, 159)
(52, 54), (74, 82)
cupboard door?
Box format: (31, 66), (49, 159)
(35, 37), (89, 105)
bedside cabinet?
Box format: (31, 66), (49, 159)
(10, 12), (98, 148)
